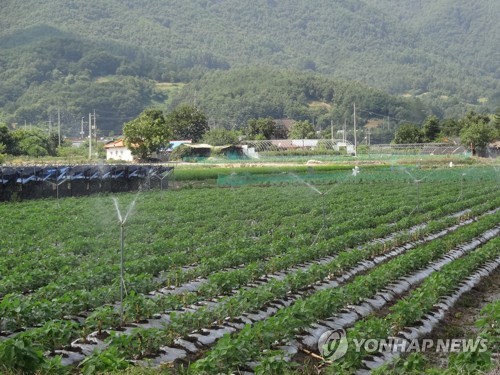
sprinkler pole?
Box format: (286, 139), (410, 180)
(416, 180), (420, 211)
(120, 222), (124, 326)
(322, 193), (326, 229)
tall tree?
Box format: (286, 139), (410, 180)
(10, 129), (57, 157)
(493, 107), (500, 136)
(422, 115), (440, 141)
(166, 105), (208, 142)
(393, 124), (423, 144)
(245, 118), (276, 140)
(0, 124), (15, 154)
(202, 128), (239, 146)
(289, 120), (315, 139)
(123, 109), (170, 159)
(440, 118), (461, 137)
(460, 120), (494, 155)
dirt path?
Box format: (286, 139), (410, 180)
(424, 267), (500, 369)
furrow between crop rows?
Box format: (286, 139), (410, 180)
(267, 234), (500, 369)
(185, 213), (500, 373)
(356, 256), (500, 375)
(2, 184), (494, 339)
(60, 211), (500, 371)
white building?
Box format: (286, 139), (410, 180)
(104, 139), (134, 162)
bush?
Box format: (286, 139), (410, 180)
(169, 144), (192, 160)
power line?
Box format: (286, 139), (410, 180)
(356, 107), (415, 124)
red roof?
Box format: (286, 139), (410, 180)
(104, 139), (127, 149)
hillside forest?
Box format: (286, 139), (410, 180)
(0, 0), (499, 143)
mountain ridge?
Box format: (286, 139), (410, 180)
(0, 0), (498, 133)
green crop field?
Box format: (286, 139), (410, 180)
(0, 166), (499, 374)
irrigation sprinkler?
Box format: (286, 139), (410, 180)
(147, 166), (174, 191)
(112, 192), (139, 326)
(403, 169), (426, 213)
(46, 169), (69, 208)
(290, 173), (323, 195)
(456, 173), (466, 202)
(289, 173), (329, 245)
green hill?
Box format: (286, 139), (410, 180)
(0, 0), (498, 134)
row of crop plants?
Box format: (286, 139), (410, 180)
(322, 238), (499, 374)
(1, 174), (489, 294)
(1, 182), (496, 336)
(187, 212), (500, 373)
(0, 181), (470, 318)
(25, 198), (499, 372)
(0, 181), (423, 295)
(0, 171), (498, 373)
(370, 288), (499, 375)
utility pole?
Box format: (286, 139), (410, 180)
(88, 113), (92, 160)
(343, 117), (347, 143)
(353, 103), (357, 156)
(48, 116), (52, 137)
(80, 117), (85, 139)
(93, 109), (97, 146)
(24, 120), (27, 130)
(57, 109), (61, 147)
(331, 119), (334, 141)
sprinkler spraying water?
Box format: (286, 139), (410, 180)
(401, 165), (464, 215)
(47, 170), (69, 208)
(290, 173), (323, 195)
(147, 166), (174, 191)
(289, 173), (333, 245)
(112, 192), (139, 326)
(403, 169), (428, 213)
(457, 173), (466, 202)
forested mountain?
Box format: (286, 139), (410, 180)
(172, 68), (430, 144)
(0, 0), (498, 134)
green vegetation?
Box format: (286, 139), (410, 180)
(393, 124), (424, 144)
(166, 104), (208, 142)
(1, 1), (499, 103)
(0, 1), (499, 137)
(173, 68), (430, 137)
(123, 109), (170, 160)
(201, 128), (239, 146)
(289, 120), (316, 140)
(373, 299), (500, 374)
(392, 110), (499, 147)
(0, 166), (498, 373)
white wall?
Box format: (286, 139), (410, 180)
(106, 147), (134, 161)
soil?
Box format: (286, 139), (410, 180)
(423, 267), (500, 368)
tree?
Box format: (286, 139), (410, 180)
(202, 128), (239, 146)
(166, 105), (208, 142)
(422, 115), (440, 141)
(459, 111), (490, 130)
(493, 107), (500, 137)
(460, 120), (494, 155)
(123, 109), (170, 159)
(246, 118), (276, 140)
(393, 124), (424, 144)
(440, 118), (461, 137)
(0, 124), (15, 154)
(10, 129), (56, 157)
(289, 120), (315, 139)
